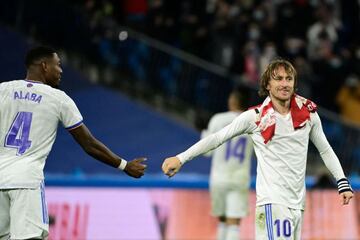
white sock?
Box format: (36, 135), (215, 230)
(226, 224), (239, 240)
(217, 222), (227, 240)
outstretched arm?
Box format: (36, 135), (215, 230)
(310, 112), (353, 205)
(69, 124), (146, 178)
(162, 110), (255, 177)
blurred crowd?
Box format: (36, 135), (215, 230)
(78, 0), (360, 125)
(0, 0), (359, 126)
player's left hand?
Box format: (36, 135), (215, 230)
(340, 191), (353, 205)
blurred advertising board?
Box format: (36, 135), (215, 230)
(46, 188), (358, 240)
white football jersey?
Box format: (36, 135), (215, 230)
(178, 109), (346, 210)
(0, 80), (83, 189)
(202, 111), (253, 188)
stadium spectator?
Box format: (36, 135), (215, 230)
(336, 74), (360, 126)
(307, 3), (341, 61)
(162, 59), (353, 240)
(0, 46), (146, 239)
(201, 89), (253, 240)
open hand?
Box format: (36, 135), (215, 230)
(124, 157), (147, 178)
(162, 156), (182, 177)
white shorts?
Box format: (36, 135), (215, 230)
(255, 204), (303, 240)
(210, 182), (249, 218)
(0, 183), (49, 240)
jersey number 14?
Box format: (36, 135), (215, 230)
(225, 137), (248, 163)
(5, 111), (33, 155)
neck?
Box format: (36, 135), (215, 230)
(26, 71), (46, 84)
(270, 97), (291, 115)
(229, 106), (243, 113)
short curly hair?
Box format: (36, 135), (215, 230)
(25, 46), (56, 69)
(258, 59), (297, 97)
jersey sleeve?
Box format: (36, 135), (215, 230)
(0, 82), (8, 103)
(207, 114), (221, 134)
(309, 112), (345, 180)
(177, 109), (256, 164)
(59, 93), (83, 130)
(200, 115), (219, 157)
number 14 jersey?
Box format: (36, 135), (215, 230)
(0, 80), (83, 189)
(202, 111), (253, 189)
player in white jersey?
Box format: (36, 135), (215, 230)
(202, 89), (253, 240)
(0, 46), (147, 240)
(162, 59), (353, 240)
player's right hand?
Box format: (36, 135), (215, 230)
(124, 157), (147, 178)
(162, 156), (182, 177)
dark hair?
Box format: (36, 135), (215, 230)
(258, 58), (297, 97)
(230, 87), (250, 110)
(25, 46), (56, 68)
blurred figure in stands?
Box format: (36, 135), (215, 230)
(336, 74), (360, 126)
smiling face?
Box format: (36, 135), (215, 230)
(266, 66), (295, 102)
(258, 59), (297, 99)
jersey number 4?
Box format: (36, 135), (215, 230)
(5, 111), (33, 155)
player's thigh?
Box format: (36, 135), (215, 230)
(291, 208), (303, 240)
(0, 190), (10, 239)
(225, 188), (249, 218)
(210, 183), (227, 217)
(255, 204), (301, 240)
(9, 187), (49, 239)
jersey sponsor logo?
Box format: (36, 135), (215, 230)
(14, 90), (42, 103)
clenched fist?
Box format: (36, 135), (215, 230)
(340, 191), (353, 205)
(162, 156), (182, 177)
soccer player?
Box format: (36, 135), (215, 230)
(162, 59), (353, 239)
(202, 89), (253, 240)
(0, 46), (147, 239)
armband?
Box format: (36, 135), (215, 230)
(337, 178), (353, 194)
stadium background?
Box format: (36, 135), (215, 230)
(0, 0), (359, 239)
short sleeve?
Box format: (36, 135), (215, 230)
(59, 93), (83, 130)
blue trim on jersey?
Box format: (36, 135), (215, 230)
(66, 120), (83, 130)
(265, 204), (274, 240)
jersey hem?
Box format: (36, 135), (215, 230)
(66, 120), (83, 130)
(256, 200), (305, 210)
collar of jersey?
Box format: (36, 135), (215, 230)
(24, 79), (44, 84)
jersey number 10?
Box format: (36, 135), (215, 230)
(5, 111), (33, 155)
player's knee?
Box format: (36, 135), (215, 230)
(226, 217), (240, 225)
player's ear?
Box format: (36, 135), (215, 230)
(41, 61), (48, 72)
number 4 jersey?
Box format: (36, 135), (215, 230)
(0, 80), (83, 189)
(202, 111), (253, 189)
